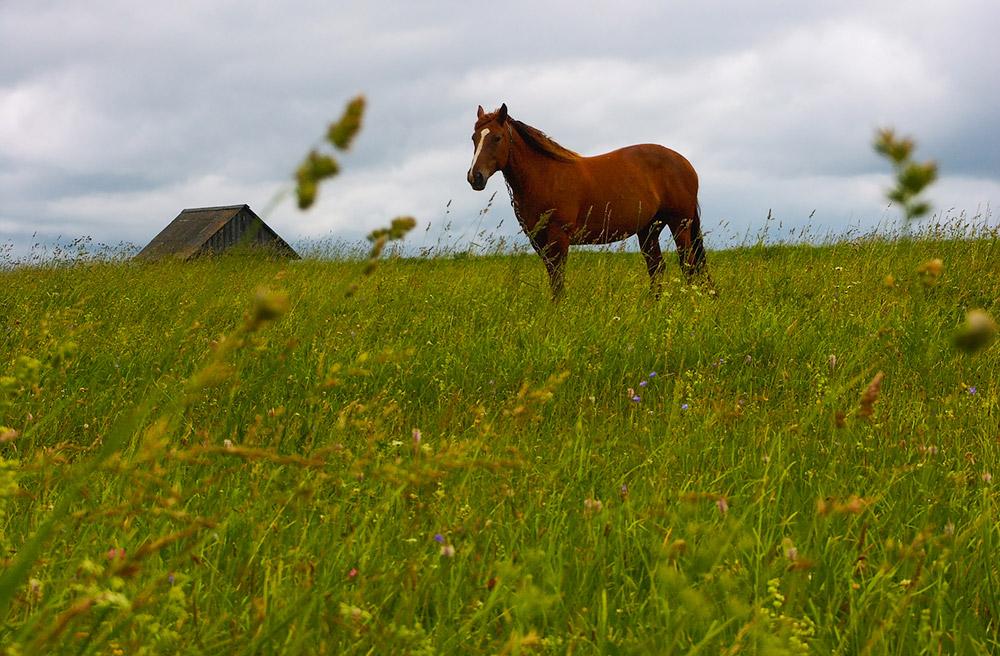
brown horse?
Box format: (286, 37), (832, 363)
(467, 103), (710, 298)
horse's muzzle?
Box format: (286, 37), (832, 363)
(468, 170), (486, 191)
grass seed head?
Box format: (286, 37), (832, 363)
(916, 258), (943, 286)
(295, 150), (340, 209)
(249, 288), (290, 326)
(954, 309), (997, 354)
(874, 127), (938, 223)
(858, 371), (885, 419)
(326, 95), (365, 151)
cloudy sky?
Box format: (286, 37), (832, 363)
(2, 0), (998, 258)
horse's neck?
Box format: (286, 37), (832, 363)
(501, 133), (563, 212)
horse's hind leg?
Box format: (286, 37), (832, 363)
(637, 220), (666, 298)
(668, 214), (700, 280)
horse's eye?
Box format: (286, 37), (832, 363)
(494, 135), (503, 143)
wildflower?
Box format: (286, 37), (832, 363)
(681, 404), (689, 410)
(639, 380), (647, 387)
(108, 548), (125, 562)
(440, 544), (455, 557)
(967, 387), (978, 395)
(717, 497), (728, 517)
(434, 533), (445, 543)
(412, 428), (422, 444)
(338, 603), (371, 623)
(348, 568), (358, 579)
(944, 522), (955, 536)
(649, 372), (657, 378)
(632, 395), (641, 402)
(584, 498), (603, 513)
(782, 538), (798, 562)
(983, 472), (993, 483)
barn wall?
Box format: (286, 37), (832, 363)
(202, 211), (283, 254)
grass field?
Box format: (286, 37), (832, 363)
(1, 219), (998, 654)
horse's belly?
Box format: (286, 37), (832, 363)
(569, 225), (634, 245)
(570, 198), (657, 245)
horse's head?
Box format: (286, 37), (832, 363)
(467, 104), (511, 191)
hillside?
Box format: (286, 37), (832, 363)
(1, 227), (998, 654)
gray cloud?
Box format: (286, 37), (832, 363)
(1, 0), (997, 256)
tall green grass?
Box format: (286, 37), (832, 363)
(1, 218), (998, 654)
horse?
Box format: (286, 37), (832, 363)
(467, 103), (710, 299)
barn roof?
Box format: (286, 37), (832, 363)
(135, 204), (298, 261)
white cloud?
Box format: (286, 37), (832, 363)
(0, 72), (107, 167)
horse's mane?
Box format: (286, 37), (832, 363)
(476, 109), (581, 163)
(510, 119), (581, 162)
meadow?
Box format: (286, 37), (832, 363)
(0, 218), (998, 654)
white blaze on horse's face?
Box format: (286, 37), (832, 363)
(472, 129), (490, 167)
(468, 128), (491, 190)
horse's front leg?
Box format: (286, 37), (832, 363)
(533, 229), (570, 301)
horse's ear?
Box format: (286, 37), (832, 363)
(498, 103), (508, 124)
(477, 105), (485, 118)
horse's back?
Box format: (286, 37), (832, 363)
(587, 144), (698, 210)
(614, 144), (696, 185)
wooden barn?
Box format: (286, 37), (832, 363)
(135, 204), (299, 261)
